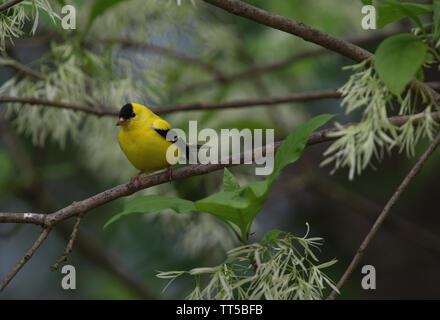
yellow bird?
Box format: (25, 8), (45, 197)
(117, 102), (178, 183)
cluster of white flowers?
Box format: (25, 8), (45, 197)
(0, 0), (59, 52)
(321, 60), (439, 180)
(157, 228), (338, 300)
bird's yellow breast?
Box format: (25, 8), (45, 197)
(118, 127), (172, 173)
(118, 108), (173, 174)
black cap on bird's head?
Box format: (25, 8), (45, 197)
(117, 103), (136, 126)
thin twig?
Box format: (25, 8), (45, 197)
(327, 131), (440, 300)
(2, 59), (47, 81)
(0, 96), (115, 116)
(0, 0), (24, 12)
(0, 227), (51, 292)
(50, 213), (84, 271)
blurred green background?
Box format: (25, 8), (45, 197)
(1, 0), (439, 299)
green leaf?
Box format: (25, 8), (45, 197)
(378, 1), (432, 29)
(195, 180), (269, 238)
(260, 229), (283, 244)
(195, 114), (334, 240)
(223, 168), (241, 192)
(434, 0), (440, 41)
(375, 33), (427, 95)
(104, 195), (195, 229)
(267, 114), (334, 185)
(361, 0), (373, 5)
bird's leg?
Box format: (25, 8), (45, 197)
(130, 170), (145, 186)
(167, 165), (173, 183)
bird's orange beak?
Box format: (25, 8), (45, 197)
(116, 117), (128, 126)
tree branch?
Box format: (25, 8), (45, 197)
(327, 131), (440, 300)
(0, 212), (47, 226)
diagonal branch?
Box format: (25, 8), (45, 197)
(50, 213), (84, 271)
(0, 227), (51, 291)
(327, 131), (440, 300)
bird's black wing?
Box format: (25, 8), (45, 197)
(153, 128), (202, 161)
(153, 128), (177, 142)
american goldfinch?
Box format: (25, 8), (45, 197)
(117, 102), (180, 183)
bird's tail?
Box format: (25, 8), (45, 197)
(169, 132), (209, 163)
(185, 143), (207, 162)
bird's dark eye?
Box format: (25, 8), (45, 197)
(119, 103), (136, 119)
